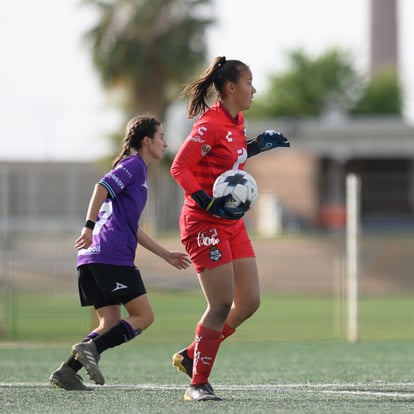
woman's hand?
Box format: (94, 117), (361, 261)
(164, 251), (192, 270)
(74, 228), (93, 250)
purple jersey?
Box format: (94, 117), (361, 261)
(77, 154), (148, 267)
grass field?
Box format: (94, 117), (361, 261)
(1, 341), (414, 413)
(1, 291), (414, 413)
(2, 291), (414, 342)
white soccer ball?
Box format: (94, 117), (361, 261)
(212, 169), (259, 210)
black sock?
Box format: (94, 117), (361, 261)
(66, 332), (99, 371)
(93, 320), (140, 354)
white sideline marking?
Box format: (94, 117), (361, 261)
(321, 390), (414, 398)
(2, 382), (414, 398)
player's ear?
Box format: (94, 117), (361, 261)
(142, 136), (152, 146)
(224, 80), (236, 95)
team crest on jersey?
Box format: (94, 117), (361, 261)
(209, 246), (222, 262)
(201, 144), (212, 157)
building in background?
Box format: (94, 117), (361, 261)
(1, 0), (413, 235)
(245, 0), (414, 233)
(370, 0), (398, 76)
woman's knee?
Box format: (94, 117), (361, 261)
(209, 301), (233, 322)
(245, 295), (261, 316)
(235, 295), (260, 320)
(252, 295), (261, 312)
(133, 309), (154, 330)
(124, 315), (153, 331)
(96, 315), (120, 331)
(144, 310), (155, 329)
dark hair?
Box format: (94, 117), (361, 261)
(182, 56), (250, 118)
(112, 114), (161, 168)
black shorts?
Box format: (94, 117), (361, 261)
(77, 263), (147, 309)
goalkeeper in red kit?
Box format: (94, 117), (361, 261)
(170, 56), (290, 401)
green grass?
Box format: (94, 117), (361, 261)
(2, 292), (414, 412)
(1, 341), (414, 413)
(2, 291), (414, 342)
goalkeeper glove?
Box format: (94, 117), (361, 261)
(247, 130), (290, 157)
(191, 190), (246, 220)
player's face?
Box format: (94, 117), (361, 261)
(234, 69), (256, 112)
(148, 125), (167, 160)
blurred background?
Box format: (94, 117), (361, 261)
(0, 0), (413, 343)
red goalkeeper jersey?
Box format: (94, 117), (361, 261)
(170, 102), (248, 221)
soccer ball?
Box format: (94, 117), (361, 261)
(212, 169), (259, 210)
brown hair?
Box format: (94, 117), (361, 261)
(112, 114), (161, 168)
(182, 56), (250, 118)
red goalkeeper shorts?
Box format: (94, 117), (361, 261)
(180, 212), (255, 273)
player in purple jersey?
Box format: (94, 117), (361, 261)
(49, 114), (191, 390)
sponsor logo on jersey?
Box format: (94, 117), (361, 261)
(78, 244), (101, 256)
(190, 126), (208, 143)
(115, 164), (132, 178)
(225, 131), (233, 142)
(108, 172), (125, 190)
(197, 229), (220, 247)
(198, 126), (207, 136)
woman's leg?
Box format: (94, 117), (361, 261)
(197, 262), (234, 331)
(72, 295), (154, 385)
(64, 305), (121, 370)
(50, 304), (122, 389)
(183, 256), (259, 358)
(225, 257), (260, 329)
(91, 294), (154, 354)
(188, 263), (234, 388)
(123, 294), (155, 331)
(93, 304), (122, 333)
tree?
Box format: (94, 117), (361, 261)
(351, 68), (402, 116)
(248, 49), (363, 118)
(82, 0), (214, 119)
(81, 0), (215, 232)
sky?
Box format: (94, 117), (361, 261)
(0, 0), (413, 161)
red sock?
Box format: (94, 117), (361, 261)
(220, 322), (236, 341)
(191, 324), (221, 386)
(186, 322), (236, 360)
(186, 341), (195, 360)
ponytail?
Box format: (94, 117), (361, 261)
(182, 56), (249, 119)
